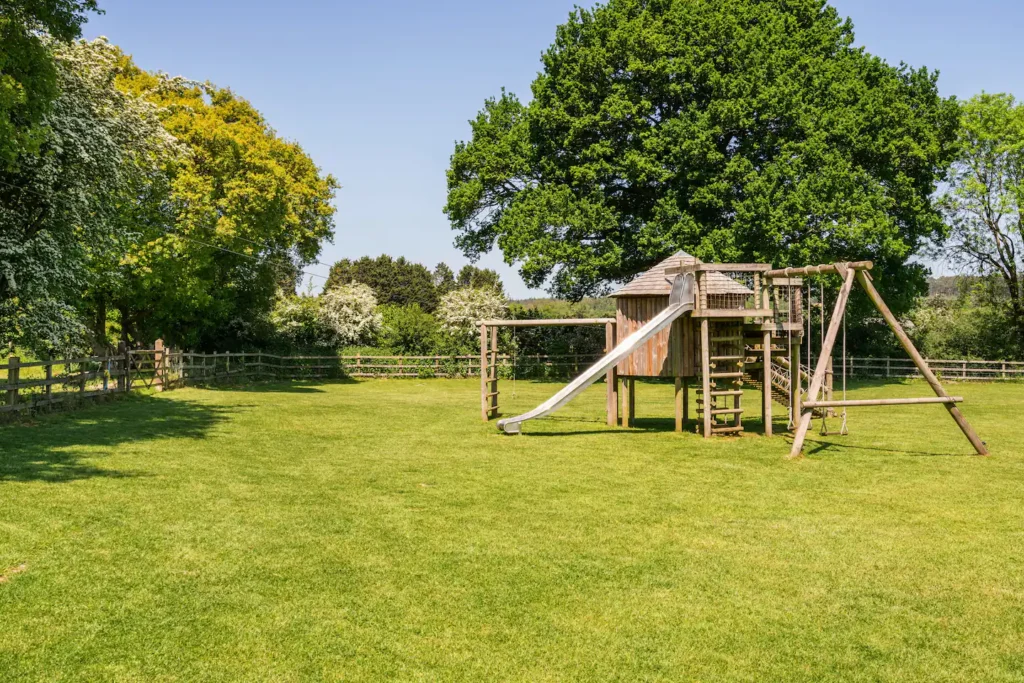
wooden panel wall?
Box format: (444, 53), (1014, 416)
(615, 297), (696, 378)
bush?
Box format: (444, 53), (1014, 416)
(320, 284), (382, 347)
(378, 304), (438, 355)
(269, 294), (331, 349)
(437, 288), (506, 337)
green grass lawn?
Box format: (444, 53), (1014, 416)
(1, 377), (1023, 681)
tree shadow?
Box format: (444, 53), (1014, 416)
(0, 395), (234, 484)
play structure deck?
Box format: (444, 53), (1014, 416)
(478, 252), (987, 458)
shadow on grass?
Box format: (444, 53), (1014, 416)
(801, 438), (968, 458)
(0, 395), (234, 484)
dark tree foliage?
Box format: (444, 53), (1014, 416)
(0, 0), (100, 166)
(446, 0), (959, 320)
(325, 255), (439, 312)
(456, 265), (504, 294)
(433, 262), (456, 296)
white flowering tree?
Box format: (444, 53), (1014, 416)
(320, 283), (382, 346)
(437, 287), (507, 337)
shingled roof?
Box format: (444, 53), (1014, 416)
(611, 251), (753, 298)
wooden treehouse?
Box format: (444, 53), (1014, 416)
(610, 251), (803, 437)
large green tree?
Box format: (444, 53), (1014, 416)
(0, 37), (176, 354)
(938, 93), (1024, 358)
(325, 255), (439, 312)
(0, 0), (100, 166)
(446, 0), (958, 312)
(107, 60), (338, 350)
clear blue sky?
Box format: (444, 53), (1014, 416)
(85, 0), (1024, 297)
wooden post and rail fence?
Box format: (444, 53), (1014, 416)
(2, 340), (1022, 418)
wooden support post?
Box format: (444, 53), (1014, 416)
(620, 377), (629, 427)
(490, 326), (499, 415)
(763, 330), (773, 437)
(7, 356), (19, 410)
(622, 378), (630, 428)
(791, 334), (801, 431)
(606, 322), (618, 426)
(700, 319), (712, 438)
(479, 324), (488, 422)
(856, 270), (988, 456)
(790, 269), (857, 458)
(674, 377), (683, 432)
(683, 377), (689, 425)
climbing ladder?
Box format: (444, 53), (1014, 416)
(696, 320), (746, 436)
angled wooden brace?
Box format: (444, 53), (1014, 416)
(789, 267), (857, 458)
(856, 270), (988, 456)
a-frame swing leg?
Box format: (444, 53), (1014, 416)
(789, 268), (857, 458)
(856, 270), (988, 456)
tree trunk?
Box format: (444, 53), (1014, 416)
(92, 294), (108, 355)
(1008, 274), (1024, 360)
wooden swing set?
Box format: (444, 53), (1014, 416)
(769, 261), (989, 459)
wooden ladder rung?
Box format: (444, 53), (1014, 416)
(709, 372), (743, 379)
(695, 390), (743, 397)
(711, 426), (744, 435)
(710, 336), (743, 342)
(710, 355), (745, 361)
(697, 408), (744, 415)
(485, 392), (500, 398)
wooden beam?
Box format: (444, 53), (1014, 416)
(692, 309), (774, 319)
(804, 397), (964, 408)
(701, 319), (712, 439)
(789, 268), (857, 458)
(479, 324), (488, 422)
(477, 318), (615, 327)
(667, 263), (774, 274)
(490, 326), (499, 416)
(606, 322), (618, 427)
(763, 330), (772, 437)
(765, 261), (873, 279)
(856, 270), (988, 456)
(675, 378), (683, 432)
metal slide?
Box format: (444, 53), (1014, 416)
(498, 273), (695, 434)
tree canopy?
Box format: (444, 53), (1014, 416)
(0, 0), (100, 166)
(938, 93), (1024, 357)
(325, 255), (440, 312)
(106, 58), (338, 350)
(446, 0), (958, 310)
(0, 37), (176, 353)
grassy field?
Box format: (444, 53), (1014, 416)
(1, 377), (1023, 681)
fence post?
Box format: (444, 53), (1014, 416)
(7, 356), (19, 410)
(1002, 362), (1006, 380)
(962, 361), (967, 380)
(154, 339), (165, 391)
(124, 345), (133, 392)
(356, 354), (361, 377)
(103, 355), (110, 394)
(45, 358), (53, 406)
(886, 358), (890, 378)
(79, 358), (87, 396)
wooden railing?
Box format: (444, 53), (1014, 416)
(7, 345), (1019, 418)
(845, 357), (1024, 381)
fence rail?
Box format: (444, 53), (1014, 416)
(3, 344), (1021, 418)
(845, 357), (1024, 381)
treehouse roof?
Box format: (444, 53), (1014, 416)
(611, 251), (754, 298)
